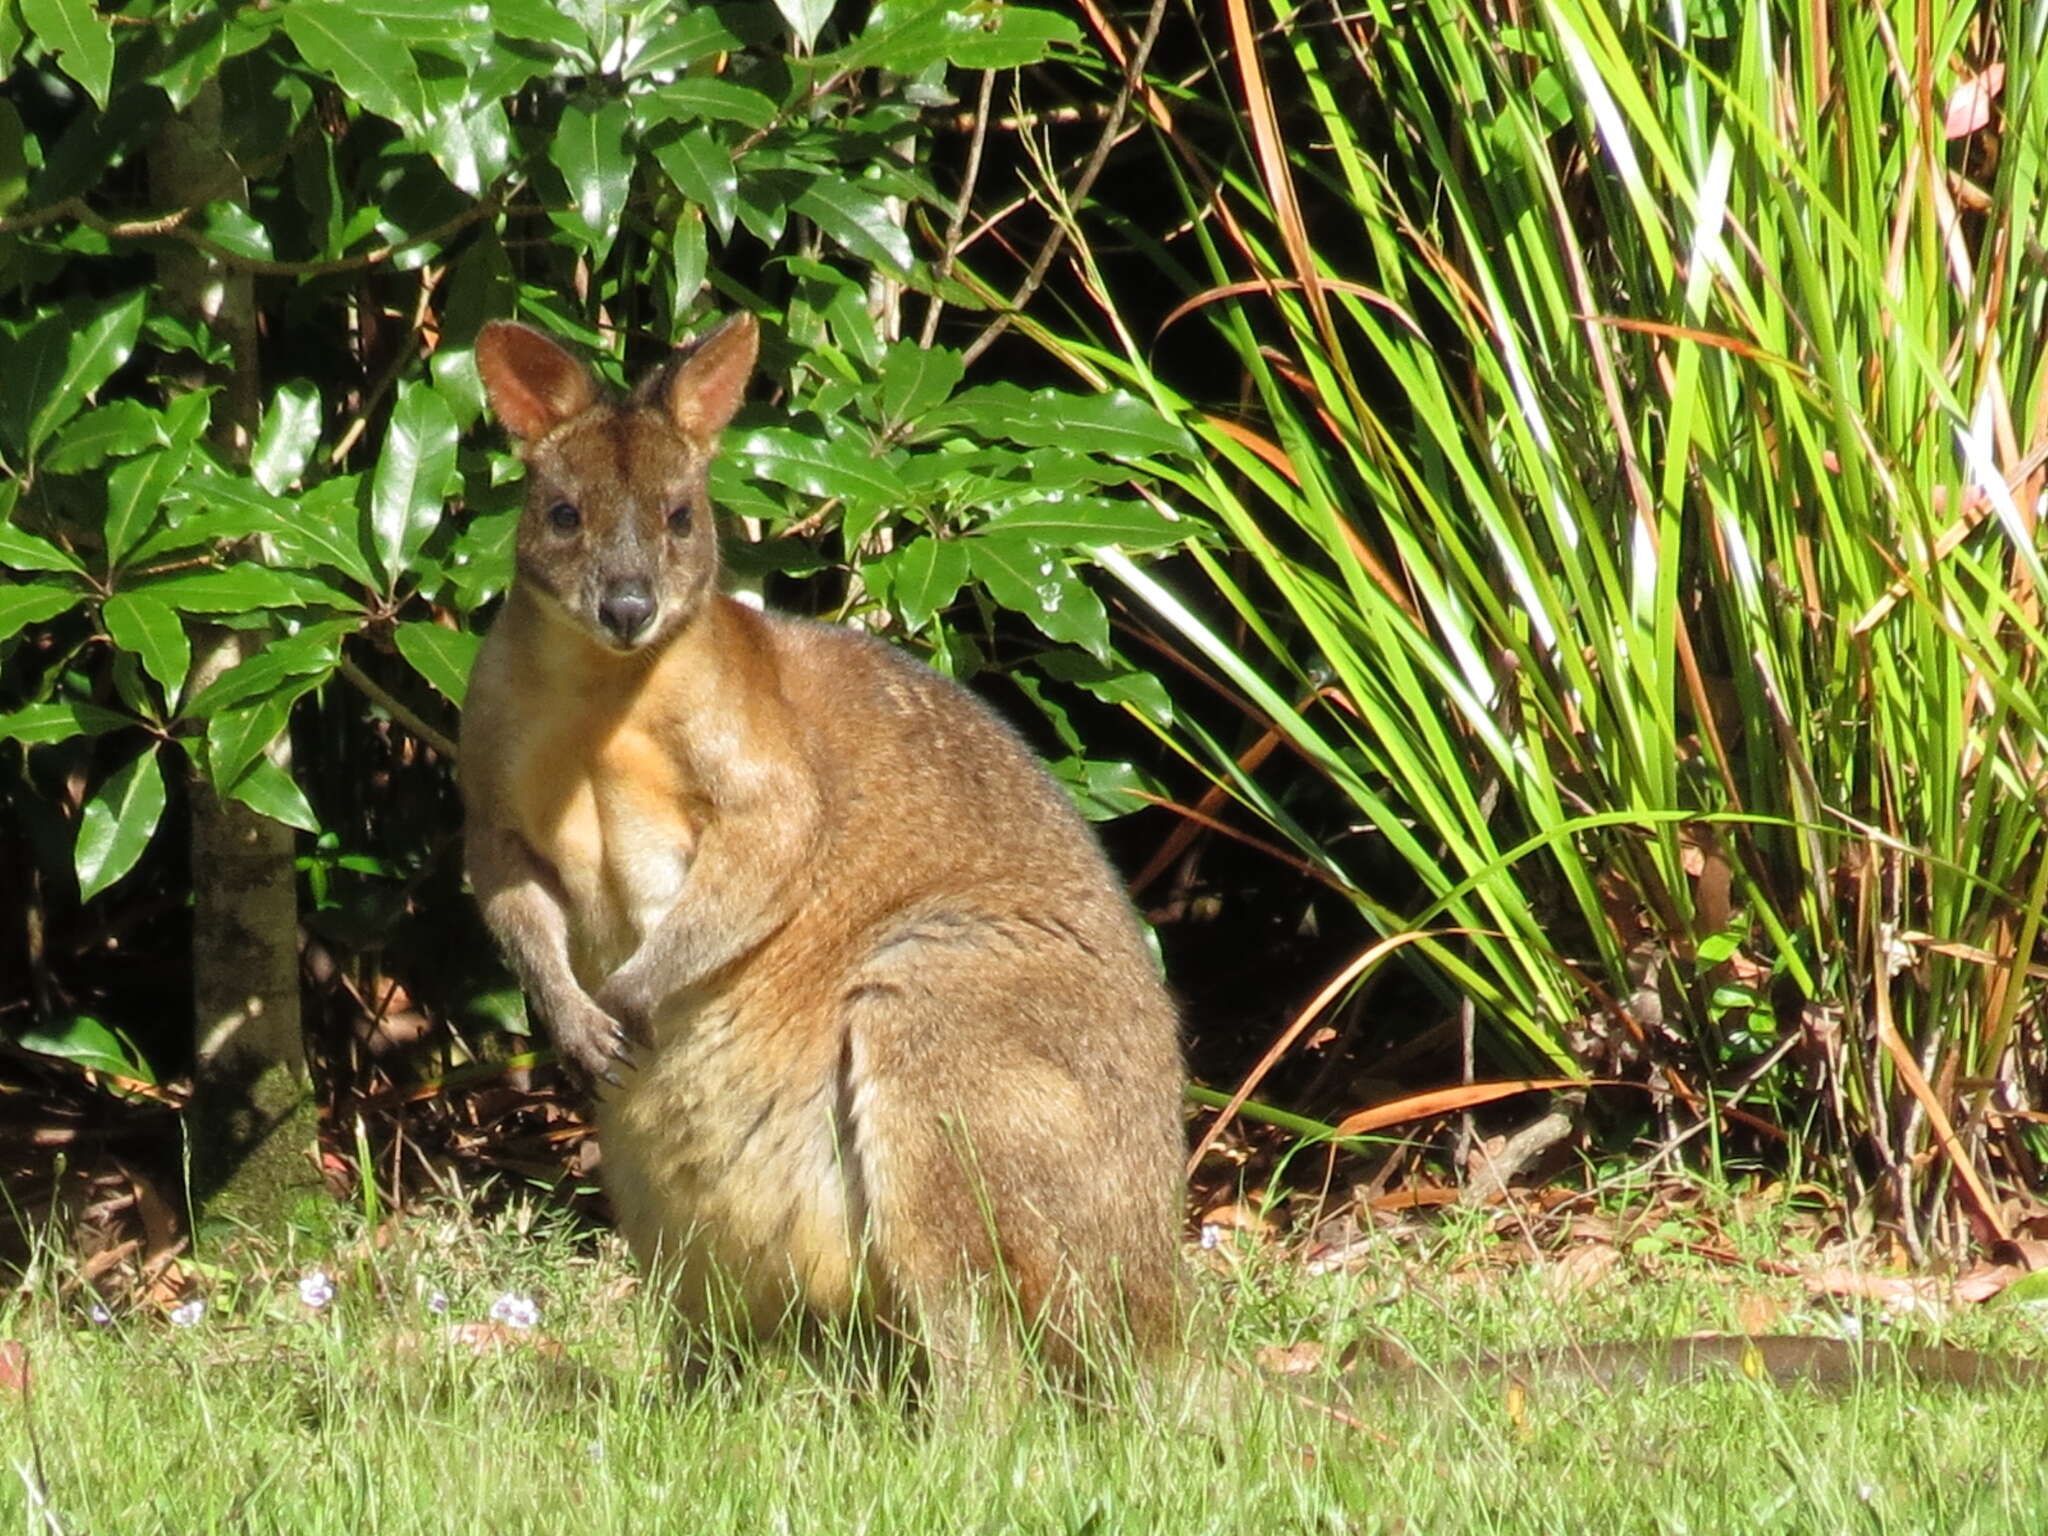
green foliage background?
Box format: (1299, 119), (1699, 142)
(0, 0), (1201, 1087)
(4, 0), (2046, 1236)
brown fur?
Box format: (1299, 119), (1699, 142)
(461, 314), (1185, 1375)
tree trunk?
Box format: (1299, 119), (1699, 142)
(150, 85), (318, 1226)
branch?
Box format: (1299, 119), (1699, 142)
(959, 0), (1171, 368)
(0, 193), (505, 279)
(338, 656), (458, 763)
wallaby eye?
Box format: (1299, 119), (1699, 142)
(546, 501), (581, 532)
(667, 503), (693, 535)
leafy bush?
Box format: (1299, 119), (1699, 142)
(0, 0), (1201, 1084)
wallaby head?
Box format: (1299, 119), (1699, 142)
(474, 314), (758, 653)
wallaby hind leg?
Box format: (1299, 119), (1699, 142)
(836, 950), (1182, 1384)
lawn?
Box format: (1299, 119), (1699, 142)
(10, 1188), (2048, 1533)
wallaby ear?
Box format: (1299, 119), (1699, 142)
(663, 313), (759, 446)
(476, 321), (600, 441)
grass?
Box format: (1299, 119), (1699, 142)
(9, 1192), (2048, 1532)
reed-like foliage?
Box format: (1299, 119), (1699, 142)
(1030, 0), (2047, 1236)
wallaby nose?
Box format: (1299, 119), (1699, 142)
(598, 581), (656, 643)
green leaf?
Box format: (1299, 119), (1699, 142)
(879, 341), (963, 427)
(487, 0), (588, 53)
(197, 200), (273, 262)
(981, 495), (1192, 553)
(0, 99), (28, 213)
(138, 565), (359, 614)
(930, 383), (1197, 461)
(252, 381), (323, 495)
(102, 592), (191, 706)
(792, 178), (913, 275)
(1047, 756), (1160, 821)
(670, 205), (708, 314)
(369, 382), (458, 588)
(20, 0), (114, 108)
(851, 3), (1081, 72)
(920, 5), (1079, 69)
(43, 400), (166, 474)
(650, 127), (738, 238)
(882, 536), (968, 633)
(349, 0), (486, 46)
(969, 535), (1111, 659)
(0, 581), (80, 641)
(549, 98), (633, 263)
(619, 6), (769, 76)
(268, 477), (379, 589)
(1036, 649), (1174, 726)
(206, 692), (297, 791)
(0, 485), (81, 573)
(280, 3), (427, 132)
(0, 699), (131, 747)
(772, 0), (834, 49)
(637, 77), (779, 131)
(225, 754), (319, 832)
(14, 292), (147, 458)
(421, 93), (513, 197)
(105, 448), (190, 568)
(15, 1016), (155, 1083)
(184, 621), (347, 718)
(394, 621), (479, 706)
(75, 746), (167, 901)
(729, 427), (906, 510)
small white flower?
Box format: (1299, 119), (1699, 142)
(87, 1302), (113, 1326)
(426, 1290), (450, 1316)
(1199, 1224), (1223, 1251)
(489, 1292), (539, 1330)
(170, 1299), (205, 1327)
(298, 1271), (335, 1310)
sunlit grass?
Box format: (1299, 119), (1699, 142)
(9, 1195), (2048, 1531)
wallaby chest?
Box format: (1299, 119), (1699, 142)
(496, 656), (704, 980)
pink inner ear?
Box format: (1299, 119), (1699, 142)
(666, 313), (760, 445)
(477, 322), (598, 440)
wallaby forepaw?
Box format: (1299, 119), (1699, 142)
(551, 996), (639, 1087)
(592, 970), (658, 1049)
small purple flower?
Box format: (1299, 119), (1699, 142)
(170, 1299), (205, 1327)
(1199, 1224), (1223, 1251)
(426, 1290), (449, 1316)
(87, 1302), (113, 1326)
(489, 1292), (539, 1330)
(298, 1271), (335, 1310)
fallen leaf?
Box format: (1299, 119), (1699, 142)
(1255, 1341), (1328, 1376)
(441, 1322), (566, 1358)
(1547, 1242), (1622, 1293)
(1945, 63), (2005, 138)
(1735, 1291), (1787, 1334)
(1199, 1202), (1276, 1240)
(1954, 1263), (2024, 1303)
(1801, 1268), (1950, 1318)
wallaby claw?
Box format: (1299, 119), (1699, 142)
(601, 1067), (626, 1089)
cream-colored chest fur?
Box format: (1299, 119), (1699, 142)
(508, 701), (699, 984)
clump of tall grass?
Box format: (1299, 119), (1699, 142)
(1024, 0), (2046, 1244)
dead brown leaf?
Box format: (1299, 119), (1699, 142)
(0, 1340), (28, 1399)
(439, 1322), (567, 1358)
(1255, 1341), (1328, 1377)
(1735, 1291), (1788, 1335)
(1199, 1202), (1276, 1240)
